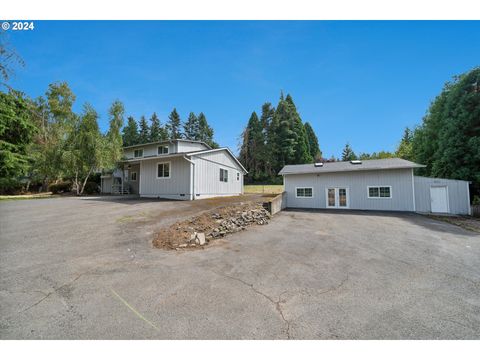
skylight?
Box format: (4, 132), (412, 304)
(350, 160), (362, 165)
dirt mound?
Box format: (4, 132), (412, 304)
(153, 202), (271, 250)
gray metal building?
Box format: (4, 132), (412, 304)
(279, 158), (471, 215)
(101, 139), (247, 200)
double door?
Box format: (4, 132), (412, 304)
(326, 187), (349, 208)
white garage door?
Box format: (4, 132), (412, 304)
(430, 186), (449, 213)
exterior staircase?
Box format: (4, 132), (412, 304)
(112, 184), (130, 195)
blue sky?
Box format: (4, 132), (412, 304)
(6, 21), (480, 157)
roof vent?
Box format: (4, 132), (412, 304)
(314, 162), (324, 167)
(350, 160), (362, 165)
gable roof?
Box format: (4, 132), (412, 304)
(122, 139), (211, 150)
(187, 148), (248, 174)
(279, 158), (425, 175)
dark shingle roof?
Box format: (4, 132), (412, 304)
(279, 158), (425, 175)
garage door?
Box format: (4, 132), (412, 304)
(430, 186), (449, 213)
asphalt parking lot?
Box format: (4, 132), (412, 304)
(1, 196), (479, 339)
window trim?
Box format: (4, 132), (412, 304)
(157, 145), (169, 155)
(220, 168), (229, 183)
(130, 171), (137, 182)
(156, 161), (171, 179)
(133, 148), (144, 158)
(367, 185), (392, 199)
(295, 187), (314, 198)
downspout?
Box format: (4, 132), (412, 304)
(411, 168), (416, 212)
(183, 156), (195, 200)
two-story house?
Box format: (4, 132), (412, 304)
(100, 139), (247, 200)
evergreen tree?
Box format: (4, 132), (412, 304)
(197, 112), (218, 148)
(183, 112), (199, 140)
(304, 122), (322, 161)
(149, 112), (167, 142)
(138, 115), (150, 144)
(0, 90), (37, 191)
(239, 112), (263, 182)
(395, 127), (414, 160)
(122, 116), (139, 147)
(285, 94), (313, 164)
(166, 108), (182, 139)
(260, 102), (275, 178)
(341, 143), (357, 161)
(412, 67), (480, 191)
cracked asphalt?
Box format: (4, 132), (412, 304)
(1, 196), (480, 339)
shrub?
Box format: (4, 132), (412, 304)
(48, 181), (72, 194)
(83, 181), (99, 194)
(473, 195), (480, 206)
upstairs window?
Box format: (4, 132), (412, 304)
(158, 145), (169, 155)
(220, 168), (228, 182)
(368, 186), (391, 198)
(237, 172), (240, 181)
(133, 149), (143, 158)
(157, 162), (170, 179)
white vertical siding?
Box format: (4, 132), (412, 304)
(177, 142), (209, 153)
(101, 177), (112, 193)
(124, 143), (176, 159)
(125, 164), (140, 194)
(139, 157), (192, 200)
(192, 150), (244, 198)
(414, 176), (470, 215)
(284, 168), (415, 211)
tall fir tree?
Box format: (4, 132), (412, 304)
(122, 116), (139, 147)
(341, 142), (357, 161)
(138, 115), (150, 144)
(260, 102), (275, 178)
(395, 127), (414, 160)
(239, 112), (263, 182)
(284, 94), (313, 165)
(183, 112), (199, 140)
(197, 112), (218, 148)
(166, 108), (182, 139)
(149, 112), (167, 142)
(304, 122), (322, 161)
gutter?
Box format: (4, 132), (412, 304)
(183, 156), (196, 200)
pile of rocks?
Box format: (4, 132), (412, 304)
(208, 207), (271, 239)
(153, 202), (272, 250)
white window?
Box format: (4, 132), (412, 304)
(130, 172), (137, 181)
(133, 149), (143, 158)
(368, 186), (392, 198)
(296, 187), (313, 198)
(220, 168), (228, 182)
(158, 145), (169, 155)
(236, 172), (240, 181)
(157, 162), (171, 179)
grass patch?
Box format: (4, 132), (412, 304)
(428, 215), (480, 233)
(0, 193), (59, 201)
(244, 185), (284, 194)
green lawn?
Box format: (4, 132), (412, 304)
(0, 193), (58, 201)
(244, 185), (284, 194)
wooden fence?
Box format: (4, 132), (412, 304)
(472, 205), (480, 218)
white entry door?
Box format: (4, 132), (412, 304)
(326, 187), (349, 208)
(430, 186), (449, 213)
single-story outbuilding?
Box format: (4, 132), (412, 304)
(279, 158), (471, 215)
(101, 139), (247, 200)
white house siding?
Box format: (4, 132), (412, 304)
(414, 176), (470, 215)
(284, 168), (415, 211)
(192, 151), (244, 199)
(139, 157), (192, 200)
(177, 142), (208, 153)
(124, 143), (176, 159)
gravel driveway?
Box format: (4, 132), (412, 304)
(1, 197), (479, 339)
